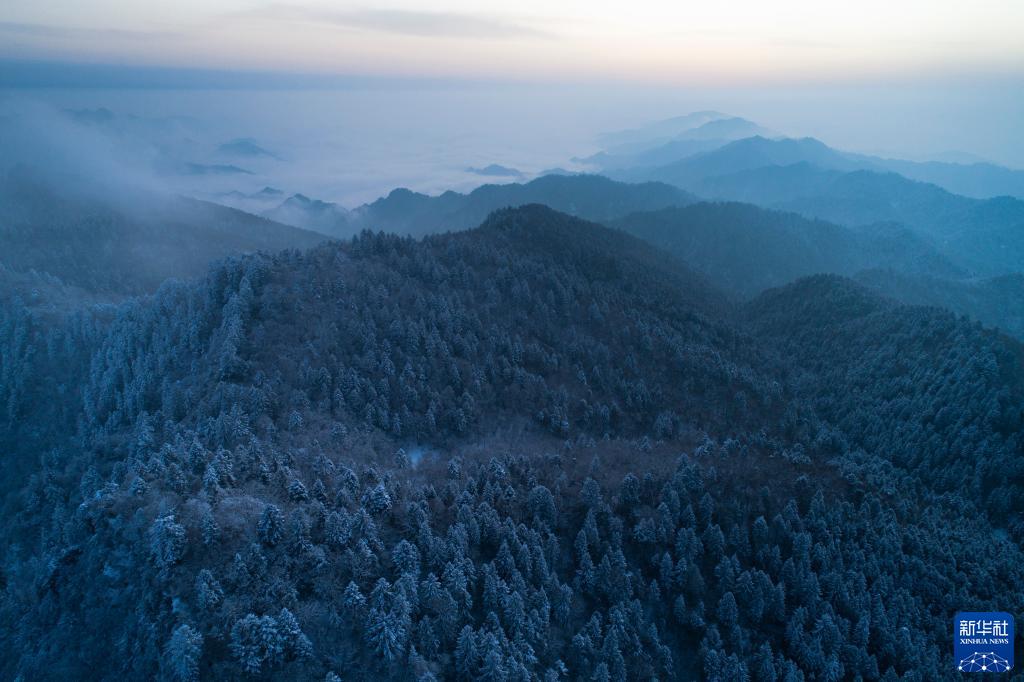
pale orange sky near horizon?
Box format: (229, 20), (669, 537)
(1, 1), (1023, 85)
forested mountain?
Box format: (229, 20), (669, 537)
(654, 162), (1024, 277)
(611, 203), (961, 298)
(747, 274), (1024, 526)
(2, 205), (1022, 680)
(764, 170), (1024, 277)
(854, 269), (1024, 340)
(607, 202), (1024, 339)
(263, 174), (696, 239)
(0, 169), (326, 303)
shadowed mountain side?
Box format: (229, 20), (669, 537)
(472, 204), (733, 317)
(855, 269), (1024, 340)
(667, 163), (1024, 277)
(611, 203), (961, 298)
(878, 159), (1024, 200)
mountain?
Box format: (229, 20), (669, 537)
(621, 134), (1024, 200)
(586, 116), (777, 170)
(596, 110), (730, 150)
(626, 136), (866, 187)
(577, 138), (728, 173)
(765, 171), (1024, 276)
(612, 202), (961, 298)
(466, 164), (524, 178)
(217, 138), (280, 159)
(264, 193), (352, 236)
(265, 174), (697, 238)
(855, 269), (1024, 339)
(181, 162), (253, 176)
(596, 112), (774, 153)
(873, 159), (1024, 200)
(0, 169), (326, 301)
(611, 200), (1023, 339)
(3, 205), (1022, 680)
(677, 117), (771, 141)
(254, 186), (285, 199)
(651, 160), (1024, 276)
(747, 273), (1024, 521)
(215, 186), (287, 214)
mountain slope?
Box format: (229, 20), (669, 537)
(0, 169), (327, 300)
(771, 172), (1024, 276)
(264, 193), (351, 235)
(612, 202), (961, 298)
(878, 158), (1024, 199)
(855, 269), (1024, 339)
(748, 274), (1024, 520)
(680, 162), (1024, 276)
(2, 206), (1023, 681)
(611, 201), (1024, 339)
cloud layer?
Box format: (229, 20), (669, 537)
(250, 5), (551, 40)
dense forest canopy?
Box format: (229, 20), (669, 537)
(2, 0), (1023, 672)
(2, 203), (1022, 680)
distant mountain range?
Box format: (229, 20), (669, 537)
(217, 138), (280, 160)
(619, 136), (863, 185)
(583, 131), (1023, 278)
(597, 111), (775, 153)
(181, 162), (253, 176)
(466, 164), (524, 178)
(684, 162), (1024, 277)
(262, 174), (697, 239)
(12, 106), (1023, 344)
(608, 200), (1023, 338)
(252, 163), (1023, 339)
(600, 129), (1024, 201)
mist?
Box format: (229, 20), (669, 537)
(4, 72), (1022, 214)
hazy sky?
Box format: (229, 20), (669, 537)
(2, 1), (1023, 84)
(2, 1), (1024, 179)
